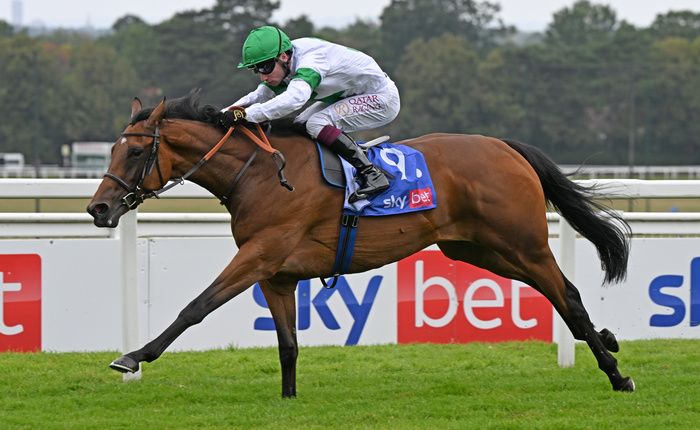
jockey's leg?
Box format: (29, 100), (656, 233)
(294, 101), (328, 125)
(304, 84), (400, 203)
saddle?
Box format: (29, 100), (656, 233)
(315, 136), (390, 188)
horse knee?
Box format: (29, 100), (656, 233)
(178, 301), (206, 326)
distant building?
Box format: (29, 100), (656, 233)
(0, 152), (25, 170)
(11, 0), (22, 28)
(0, 153), (26, 177)
(70, 142), (111, 170)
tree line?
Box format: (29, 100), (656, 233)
(1, 0), (699, 165)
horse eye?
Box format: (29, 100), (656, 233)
(128, 147), (144, 157)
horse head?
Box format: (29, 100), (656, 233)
(87, 97), (173, 227)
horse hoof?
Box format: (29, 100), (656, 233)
(599, 328), (619, 353)
(614, 377), (636, 392)
(109, 355), (139, 373)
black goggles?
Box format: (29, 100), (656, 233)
(250, 58), (277, 75)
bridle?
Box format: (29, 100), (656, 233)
(104, 126), (166, 210)
(103, 122), (293, 210)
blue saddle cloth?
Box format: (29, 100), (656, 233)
(341, 143), (437, 215)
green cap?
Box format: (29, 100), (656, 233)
(238, 26), (292, 68)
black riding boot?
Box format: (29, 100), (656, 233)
(328, 133), (390, 203)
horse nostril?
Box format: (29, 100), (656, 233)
(88, 202), (109, 217)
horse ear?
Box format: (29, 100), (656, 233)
(130, 97), (142, 118)
(146, 98), (167, 128)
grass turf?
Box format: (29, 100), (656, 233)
(1, 340), (699, 429)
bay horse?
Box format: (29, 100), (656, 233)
(87, 91), (635, 397)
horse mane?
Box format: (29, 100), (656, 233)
(130, 89), (220, 126)
(129, 88), (311, 140)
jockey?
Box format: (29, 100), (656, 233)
(221, 25), (400, 203)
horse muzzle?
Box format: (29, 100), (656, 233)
(87, 200), (129, 228)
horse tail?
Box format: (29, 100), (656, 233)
(501, 139), (631, 284)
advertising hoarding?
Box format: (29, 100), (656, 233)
(1, 237), (698, 352)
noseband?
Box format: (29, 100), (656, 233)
(104, 127), (165, 209)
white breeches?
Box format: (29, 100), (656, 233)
(295, 80), (401, 138)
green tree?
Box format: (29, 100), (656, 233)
(317, 20), (382, 59)
(101, 15), (160, 99)
(379, 0), (508, 72)
(640, 37), (700, 163)
(473, 48), (526, 137)
(0, 36), (63, 163)
(102, 0), (281, 108)
(0, 34), (140, 163)
(112, 14), (147, 31)
(545, 0), (618, 48)
(282, 15), (314, 39)
(650, 11), (700, 41)
(530, 1), (648, 163)
(59, 41), (140, 142)
(0, 19), (13, 37)
(390, 34), (480, 138)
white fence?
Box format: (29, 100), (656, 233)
(4, 165), (700, 179)
(0, 167), (107, 179)
(1, 179), (699, 374)
(558, 165), (700, 179)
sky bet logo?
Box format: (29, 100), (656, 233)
(383, 188), (434, 210)
(252, 276), (381, 345)
(383, 194), (408, 209)
(397, 251), (552, 343)
(1, 254), (42, 352)
(649, 257), (700, 327)
(409, 187), (433, 209)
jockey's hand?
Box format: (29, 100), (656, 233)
(219, 106), (246, 128)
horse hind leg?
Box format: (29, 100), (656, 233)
(513, 254), (634, 392)
(558, 272), (619, 353)
(530, 260), (634, 392)
(559, 275), (634, 391)
(437, 241), (634, 392)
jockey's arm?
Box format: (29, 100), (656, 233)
(222, 84), (275, 111)
(244, 79), (313, 123)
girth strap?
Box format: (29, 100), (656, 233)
(320, 212), (360, 289)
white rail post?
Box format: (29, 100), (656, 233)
(557, 217), (576, 367)
(114, 209), (141, 381)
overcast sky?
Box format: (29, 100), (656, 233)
(3, 0), (700, 31)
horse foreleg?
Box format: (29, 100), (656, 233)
(259, 278), (298, 398)
(109, 244), (283, 375)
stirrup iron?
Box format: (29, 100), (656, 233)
(358, 135), (390, 149)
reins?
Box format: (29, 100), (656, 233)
(238, 123), (294, 192)
(104, 122), (293, 210)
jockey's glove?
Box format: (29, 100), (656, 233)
(219, 107), (247, 128)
